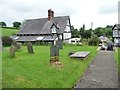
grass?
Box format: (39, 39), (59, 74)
(2, 45), (97, 88)
(114, 47), (120, 73)
(0, 51), (2, 89)
(0, 27), (18, 36)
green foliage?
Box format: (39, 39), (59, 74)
(94, 27), (112, 38)
(81, 39), (89, 45)
(80, 29), (91, 39)
(0, 22), (7, 27)
(88, 35), (100, 46)
(13, 22), (21, 28)
(2, 36), (13, 46)
(106, 25), (113, 28)
(71, 25), (112, 39)
(2, 45), (97, 88)
(71, 25), (80, 38)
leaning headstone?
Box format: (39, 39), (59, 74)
(9, 45), (16, 58)
(17, 42), (22, 49)
(27, 42), (34, 54)
(56, 39), (63, 49)
(12, 40), (18, 51)
(50, 45), (59, 63)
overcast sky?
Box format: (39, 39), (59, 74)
(0, 0), (119, 29)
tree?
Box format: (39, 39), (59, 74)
(93, 28), (103, 37)
(106, 25), (113, 28)
(0, 22), (7, 27)
(82, 24), (85, 30)
(79, 24), (86, 38)
(80, 29), (91, 39)
(88, 35), (100, 46)
(13, 22), (21, 28)
(71, 25), (80, 38)
(94, 27), (112, 38)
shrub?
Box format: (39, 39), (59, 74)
(2, 36), (13, 46)
(88, 35), (100, 46)
(81, 39), (89, 45)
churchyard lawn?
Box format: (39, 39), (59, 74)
(2, 45), (97, 88)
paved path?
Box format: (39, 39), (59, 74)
(74, 51), (118, 88)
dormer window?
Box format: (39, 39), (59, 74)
(51, 23), (59, 34)
(52, 25), (57, 34)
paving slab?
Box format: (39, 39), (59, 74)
(70, 51), (90, 58)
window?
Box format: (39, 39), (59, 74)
(113, 30), (120, 37)
(52, 25), (57, 34)
(71, 40), (75, 43)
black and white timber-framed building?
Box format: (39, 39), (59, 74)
(11, 9), (72, 43)
(112, 24), (120, 46)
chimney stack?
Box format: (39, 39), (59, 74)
(48, 9), (54, 21)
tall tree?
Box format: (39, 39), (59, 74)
(82, 24), (85, 30)
(13, 22), (21, 28)
(71, 25), (80, 38)
(80, 29), (91, 39)
(0, 22), (7, 27)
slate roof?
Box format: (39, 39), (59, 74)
(112, 24), (120, 30)
(18, 16), (70, 35)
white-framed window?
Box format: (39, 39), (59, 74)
(52, 25), (57, 34)
(113, 30), (120, 37)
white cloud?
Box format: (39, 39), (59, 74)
(0, 0), (119, 29)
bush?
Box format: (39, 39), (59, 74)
(81, 39), (89, 45)
(2, 36), (13, 46)
(88, 35), (100, 46)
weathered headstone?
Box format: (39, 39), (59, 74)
(12, 40), (17, 46)
(56, 39), (63, 49)
(27, 42), (34, 54)
(12, 40), (19, 51)
(17, 43), (22, 49)
(9, 45), (16, 58)
(50, 44), (59, 63)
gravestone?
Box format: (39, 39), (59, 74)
(27, 42), (34, 54)
(12, 40), (19, 51)
(70, 51), (90, 60)
(17, 43), (22, 49)
(12, 40), (17, 46)
(50, 45), (59, 63)
(9, 45), (16, 58)
(56, 39), (63, 49)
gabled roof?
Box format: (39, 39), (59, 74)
(18, 16), (70, 35)
(112, 24), (120, 30)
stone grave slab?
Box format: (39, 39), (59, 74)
(70, 51), (90, 59)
